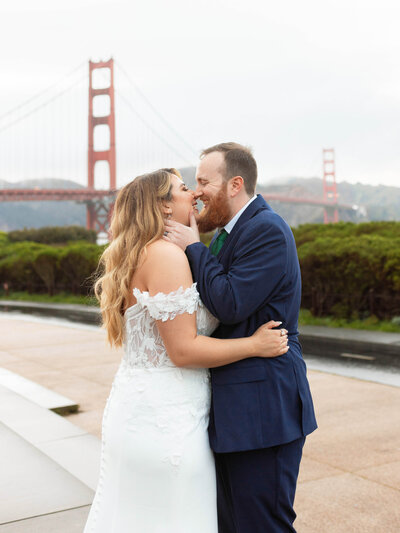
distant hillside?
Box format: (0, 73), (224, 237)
(1, 174), (399, 230)
(181, 168), (400, 226)
(0, 178), (86, 231)
(257, 177), (400, 225)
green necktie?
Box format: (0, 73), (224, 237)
(210, 229), (228, 256)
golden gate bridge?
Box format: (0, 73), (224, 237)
(0, 59), (357, 236)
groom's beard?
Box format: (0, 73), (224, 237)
(197, 184), (232, 233)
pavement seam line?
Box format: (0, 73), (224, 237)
(0, 504), (92, 525)
(351, 470), (400, 493)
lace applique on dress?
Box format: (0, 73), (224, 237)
(133, 283), (199, 322)
(121, 283), (218, 370)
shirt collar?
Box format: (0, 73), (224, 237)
(223, 195), (257, 234)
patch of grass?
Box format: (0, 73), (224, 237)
(299, 309), (400, 333)
(0, 291), (98, 306)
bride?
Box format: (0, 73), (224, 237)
(83, 168), (288, 533)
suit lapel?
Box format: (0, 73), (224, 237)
(217, 194), (271, 260)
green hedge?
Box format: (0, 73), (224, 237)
(0, 239), (103, 296)
(292, 221), (400, 247)
(7, 226), (97, 244)
(295, 223), (400, 319)
(1, 222), (400, 319)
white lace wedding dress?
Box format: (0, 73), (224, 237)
(83, 283), (219, 533)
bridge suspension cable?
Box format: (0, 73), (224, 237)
(0, 64), (87, 185)
(0, 73), (87, 134)
(90, 63), (196, 178)
(115, 60), (198, 160)
(115, 88), (194, 166)
(0, 62), (86, 125)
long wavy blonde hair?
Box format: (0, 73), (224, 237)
(94, 168), (181, 347)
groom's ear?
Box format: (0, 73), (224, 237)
(229, 176), (244, 197)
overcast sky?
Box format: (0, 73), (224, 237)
(1, 0), (400, 189)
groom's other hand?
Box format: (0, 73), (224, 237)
(164, 211), (200, 250)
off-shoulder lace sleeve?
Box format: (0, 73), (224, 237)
(133, 283), (199, 322)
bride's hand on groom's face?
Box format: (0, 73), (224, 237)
(163, 211), (200, 250)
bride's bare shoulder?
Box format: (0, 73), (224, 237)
(141, 240), (192, 290)
(145, 239), (188, 264)
(130, 240), (192, 299)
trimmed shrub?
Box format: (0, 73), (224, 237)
(58, 243), (103, 294)
(0, 242), (46, 292)
(297, 232), (400, 319)
(293, 221), (400, 247)
(1, 222), (400, 319)
(31, 247), (61, 296)
(0, 232), (8, 245)
(0, 240), (102, 296)
(8, 226), (97, 245)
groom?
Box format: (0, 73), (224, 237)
(165, 142), (317, 533)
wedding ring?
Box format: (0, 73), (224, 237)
(164, 231), (168, 236)
(280, 329), (285, 336)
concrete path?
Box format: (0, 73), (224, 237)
(0, 314), (400, 532)
(0, 421), (92, 525)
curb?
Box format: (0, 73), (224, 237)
(0, 300), (100, 326)
(2, 300), (400, 366)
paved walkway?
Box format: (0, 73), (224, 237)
(1, 314), (400, 532)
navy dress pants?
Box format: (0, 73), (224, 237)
(214, 437), (305, 533)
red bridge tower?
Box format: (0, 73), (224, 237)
(322, 148), (339, 223)
(87, 58), (116, 234)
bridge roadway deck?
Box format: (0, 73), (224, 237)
(0, 189), (355, 212)
(0, 188), (116, 202)
(0, 314), (399, 532)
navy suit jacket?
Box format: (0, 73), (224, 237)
(186, 194), (317, 453)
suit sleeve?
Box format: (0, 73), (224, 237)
(185, 220), (288, 324)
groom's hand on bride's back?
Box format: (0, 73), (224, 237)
(164, 211), (200, 250)
(252, 321), (289, 358)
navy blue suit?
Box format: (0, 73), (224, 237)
(185, 195), (317, 532)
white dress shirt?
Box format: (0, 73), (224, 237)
(223, 195), (258, 234)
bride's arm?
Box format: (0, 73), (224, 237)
(141, 241), (288, 368)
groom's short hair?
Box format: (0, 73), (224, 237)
(200, 142), (257, 196)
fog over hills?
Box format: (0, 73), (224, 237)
(1, 173), (399, 231)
